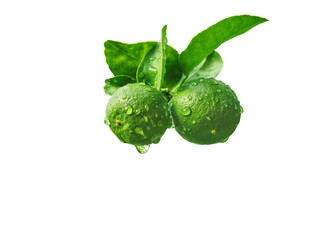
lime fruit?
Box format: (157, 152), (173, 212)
(170, 78), (242, 144)
(105, 83), (171, 145)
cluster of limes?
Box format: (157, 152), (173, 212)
(105, 78), (242, 148)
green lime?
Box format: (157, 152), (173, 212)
(105, 83), (171, 145)
(170, 78), (242, 144)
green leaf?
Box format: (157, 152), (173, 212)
(186, 51), (223, 81)
(104, 40), (182, 87)
(136, 25), (167, 91)
(104, 75), (136, 96)
(104, 41), (156, 78)
(179, 15), (268, 76)
(162, 46), (182, 90)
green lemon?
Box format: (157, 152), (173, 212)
(170, 78), (242, 144)
(105, 83), (171, 145)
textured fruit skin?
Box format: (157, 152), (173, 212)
(170, 78), (242, 144)
(105, 83), (171, 145)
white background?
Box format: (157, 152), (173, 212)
(1, 0), (319, 239)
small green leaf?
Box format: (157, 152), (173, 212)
(179, 15), (268, 76)
(104, 75), (136, 96)
(137, 25), (167, 91)
(104, 41), (156, 78)
(187, 51), (223, 81)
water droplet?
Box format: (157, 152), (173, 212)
(182, 107), (191, 116)
(183, 127), (187, 131)
(155, 114), (158, 118)
(149, 66), (158, 72)
(134, 127), (144, 136)
(222, 137), (229, 143)
(205, 93), (208, 97)
(149, 57), (156, 61)
(240, 106), (244, 113)
(135, 145), (150, 154)
(234, 105), (238, 110)
(215, 98), (219, 103)
(187, 128), (190, 131)
(192, 120), (196, 124)
(133, 96), (138, 100)
(225, 104), (228, 108)
(188, 96), (192, 100)
(135, 109), (141, 115)
(199, 97), (202, 100)
(144, 116), (148, 122)
(145, 105), (149, 112)
(206, 116), (211, 121)
(199, 79), (204, 82)
(104, 117), (110, 125)
(191, 82), (197, 87)
(126, 106), (133, 115)
(217, 89), (221, 93)
(155, 105), (158, 108)
(122, 94), (127, 99)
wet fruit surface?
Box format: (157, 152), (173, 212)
(170, 78), (242, 144)
(105, 83), (170, 145)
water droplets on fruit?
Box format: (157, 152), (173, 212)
(240, 106), (244, 113)
(122, 94), (127, 99)
(144, 116), (148, 122)
(116, 100), (120, 105)
(145, 105), (150, 112)
(182, 107), (191, 116)
(134, 127), (145, 136)
(188, 96), (192, 100)
(222, 137), (229, 143)
(192, 120), (196, 124)
(217, 89), (221, 93)
(206, 116), (211, 121)
(135, 145), (150, 154)
(125, 105), (133, 115)
(135, 109), (141, 115)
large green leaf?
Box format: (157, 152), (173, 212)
(104, 75), (136, 96)
(136, 25), (167, 91)
(179, 15), (268, 76)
